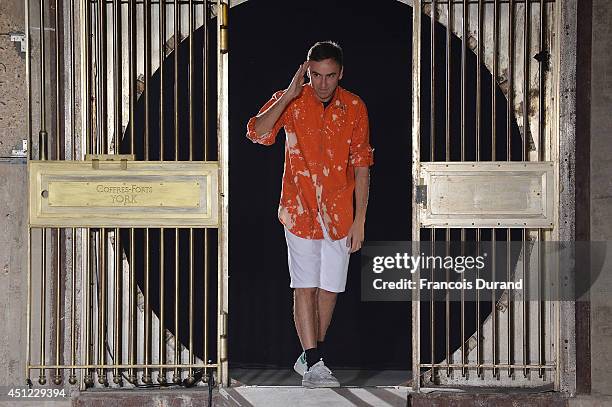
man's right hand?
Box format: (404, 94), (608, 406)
(283, 62), (309, 101)
(251, 62), (309, 140)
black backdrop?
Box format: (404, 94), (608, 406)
(229, 0), (412, 369)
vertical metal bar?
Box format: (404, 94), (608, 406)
(507, 0), (514, 161)
(461, 0), (466, 163)
(523, 0), (530, 162)
(25, 0), (32, 160)
(431, 0), (436, 163)
(113, 228), (121, 384)
(188, 228), (194, 382)
(217, 0), (230, 386)
(475, 0), (483, 378)
(460, 0), (467, 378)
(507, 0), (515, 378)
(173, 0), (179, 161)
(430, 227), (435, 381)
(491, 0), (499, 378)
(53, 0), (62, 381)
(69, 227), (77, 385)
(492, 230), (498, 378)
(188, 0), (194, 161)
(159, 228), (166, 383)
(143, 228), (151, 383)
(129, 0), (135, 154)
(54, 228), (62, 384)
(128, 228), (136, 382)
(158, 0), (167, 383)
(538, 0), (545, 162)
(127, 0), (136, 381)
(522, 0), (530, 379)
(54, 0), (61, 160)
(411, 0), (422, 391)
(98, 228), (107, 384)
(429, 0), (436, 382)
(39, 229), (47, 385)
(97, 0), (107, 153)
(84, 229), (93, 386)
(143, 0), (152, 384)
(173, 0), (181, 383)
(202, 0), (209, 371)
(492, 0), (498, 161)
(68, 0), (77, 385)
(93, 0), (100, 154)
(85, 0), (92, 156)
(507, 227), (513, 377)
(187, 0), (195, 383)
(537, 0), (545, 379)
(536, 228), (542, 375)
(445, 227), (450, 376)
(144, 0), (151, 160)
(460, 228), (466, 377)
(476, 0), (482, 162)
(445, 0), (452, 377)
(113, 0), (121, 154)
(159, 0), (166, 160)
(113, 0), (122, 384)
(173, 228), (180, 383)
(39, 0), (48, 160)
(26, 228), (32, 385)
(522, 226), (528, 377)
(491, 0), (499, 372)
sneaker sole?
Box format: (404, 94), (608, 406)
(302, 380), (341, 389)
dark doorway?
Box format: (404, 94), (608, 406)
(229, 0), (413, 371)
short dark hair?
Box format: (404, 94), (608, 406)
(307, 41), (343, 68)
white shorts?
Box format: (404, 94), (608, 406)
(283, 215), (351, 293)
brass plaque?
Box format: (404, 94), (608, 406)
(47, 181), (201, 207)
(29, 161), (219, 228)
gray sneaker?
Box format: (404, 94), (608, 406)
(302, 360), (340, 388)
(294, 351), (307, 376)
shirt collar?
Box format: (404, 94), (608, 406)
(306, 84), (346, 111)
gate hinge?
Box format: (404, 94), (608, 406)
(9, 32), (26, 54)
(416, 182), (427, 207)
(11, 139), (28, 157)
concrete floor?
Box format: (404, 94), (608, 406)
(221, 386), (410, 407)
(230, 368), (412, 387)
(221, 368), (412, 406)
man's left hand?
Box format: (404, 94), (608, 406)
(346, 220), (365, 253)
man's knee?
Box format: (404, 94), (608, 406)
(317, 288), (338, 298)
(294, 287), (318, 299)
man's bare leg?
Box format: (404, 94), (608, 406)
(316, 288), (338, 341)
(293, 288), (318, 350)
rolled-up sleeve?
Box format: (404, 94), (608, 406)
(349, 101), (374, 167)
(246, 90), (288, 146)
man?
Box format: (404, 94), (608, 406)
(246, 41), (373, 388)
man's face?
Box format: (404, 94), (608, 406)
(308, 58), (343, 102)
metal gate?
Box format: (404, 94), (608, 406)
(411, 0), (575, 392)
(25, 0), (229, 388)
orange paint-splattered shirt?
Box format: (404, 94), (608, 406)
(246, 84), (374, 240)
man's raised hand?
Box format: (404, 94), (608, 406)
(283, 62), (309, 101)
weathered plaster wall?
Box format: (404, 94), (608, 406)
(0, 0), (29, 390)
